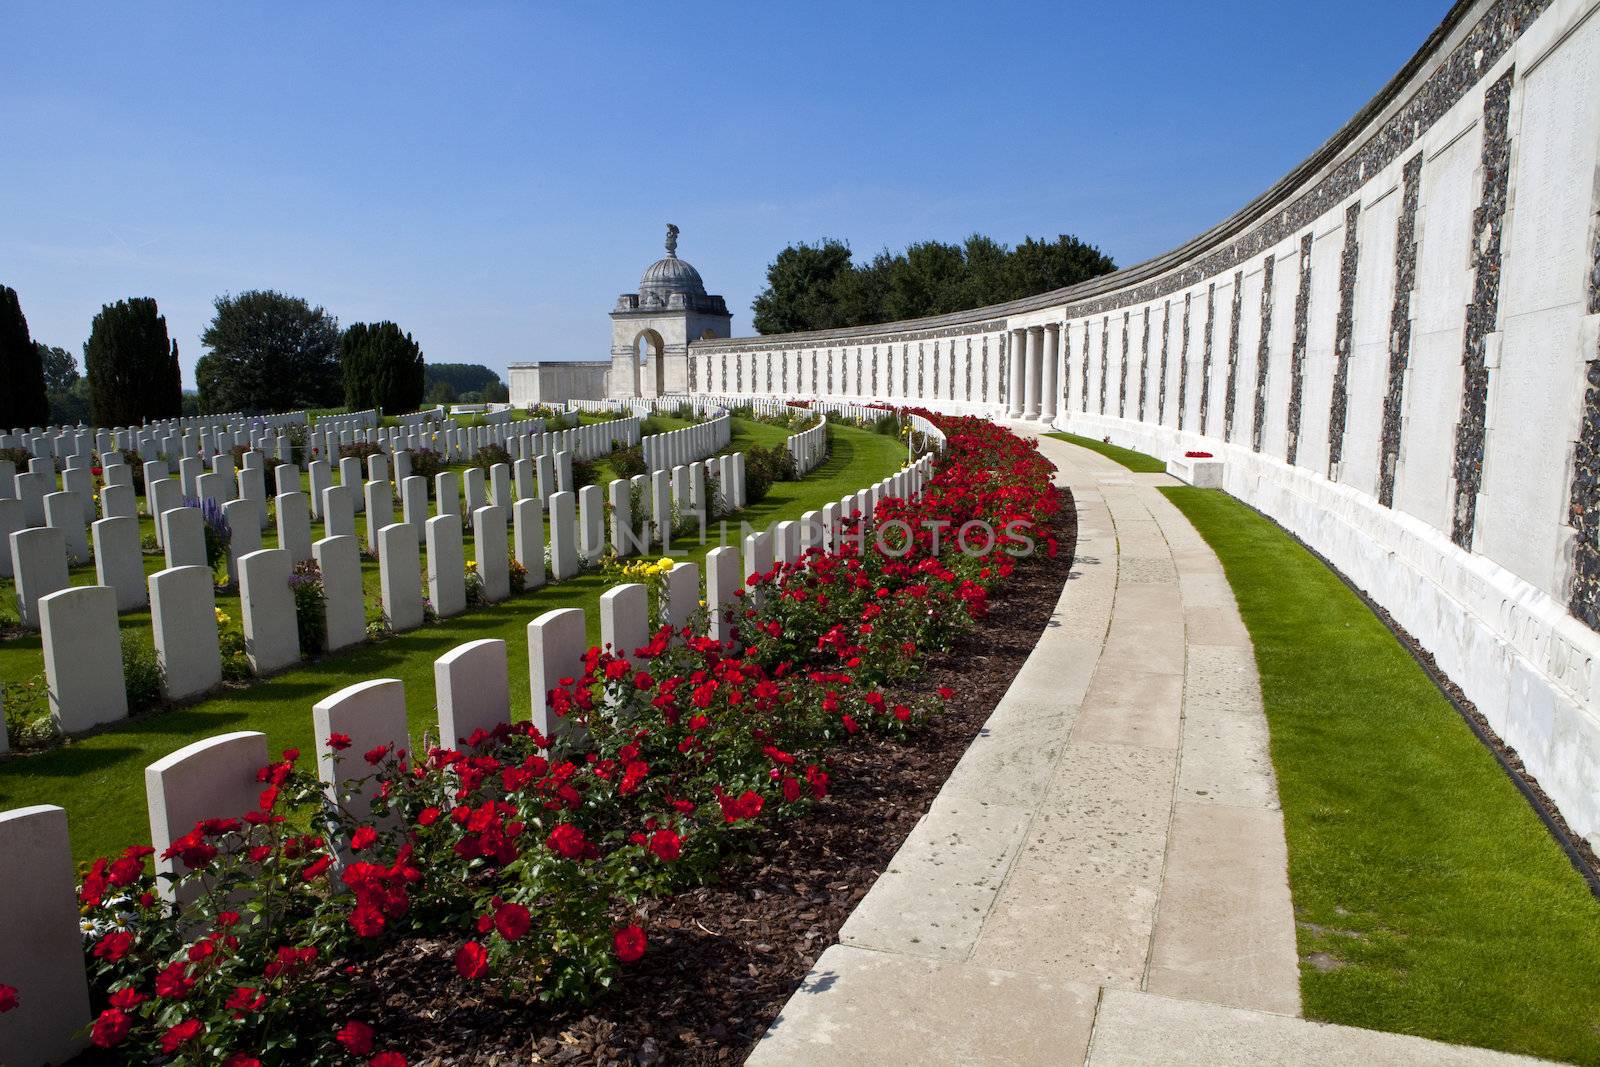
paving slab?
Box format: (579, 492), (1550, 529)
(1085, 988), (1557, 1066)
(837, 796), (1033, 959)
(747, 945), (1100, 1067)
(1145, 801), (1302, 1014)
(972, 741), (1175, 984)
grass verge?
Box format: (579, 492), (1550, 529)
(1044, 431), (1165, 472)
(0, 423), (902, 862)
(1163, 485), (1600, 1065)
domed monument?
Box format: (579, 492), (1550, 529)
(507, 224), (731, 405)
(609, 223), (731, 398)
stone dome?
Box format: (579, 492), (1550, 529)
(639, 253), (707, 299)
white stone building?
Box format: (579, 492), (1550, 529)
(508, 224), (732, 406)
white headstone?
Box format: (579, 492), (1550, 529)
(313, 534), (365, 653)
(238, 548), (299, 674)
(474, 504), (510, 602)
(40, 586), (127, 732)
(93, 515), (147, 611)
(527, 607), (587, 747)
(0, 805), (92, 1066)
(161, 506), (208, 570)
(600, 583), (649, 657)
(426, 515), (466, 618)
(705, 545), (741, 643)
(378, 522), (423, 631)
(512, 497), (546, 588)
(435, 638), (510, 748)
(313, 678), (409, 819)
(661, 561), (700, 637)
(148, 565), (222, 700)
(43, 491), (88, 565)
(275, 491), (313, 564)
(145, 731), (268, 903)
(12, 526), (68, 629)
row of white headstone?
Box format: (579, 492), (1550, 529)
(1, 448), (751, 751)
(660, 394), (897, 428)
(1, 407), (382, 466)
(0, 453), (933, 1067)
(639, 413), (730, 473)
(788, 415), (829, 476)
(0, 413), (647, 581)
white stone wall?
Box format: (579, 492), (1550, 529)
(680, 0), (1600, 849)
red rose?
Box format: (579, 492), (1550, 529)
(369, 1053), (407, 1067)
(349, 904), (386, 938)
(224, 1055), (264, 1067)
(613, 924), (647, 963)
(154, 960), (194, 999)
(225, 986), (266, 1016)
(0, 984), (16, 1013)
(327, 732), (352, 750)
(417, 806), (441, 827)
(363, 744), (391, 766)
(493, 901), (531, 941)
(94, 930), (135, 961)
(91, 1007), (132, 1048)
(108, 987), (145, 1010)
(301, 854), (333, 882)
(545, 823), (593, 861)
(337, 1020), (375, 1056)
(160, 1018), (204, 1053)
(350, 826), (378, 851)
(455, 940), (489, 979)
(648, 829), (681, 862)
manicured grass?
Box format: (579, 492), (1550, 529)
(1044, 431), (1166, 473)
(1163, 486), (1600, 1065)
(0, 424), (903, 862)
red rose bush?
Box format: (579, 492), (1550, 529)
(61, 414), (1060, 1063)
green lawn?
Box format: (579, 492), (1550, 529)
(0, 421), (900, 862)
(1044, 431), (1166, 473)
(1164, 486), (1600, 1064)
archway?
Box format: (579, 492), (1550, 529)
(635, 329), (665, 397)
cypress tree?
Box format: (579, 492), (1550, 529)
(85, 297), (179, 427)
(341, 321), (426, 414)
(0, 285), (49, 429)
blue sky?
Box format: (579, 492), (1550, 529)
(3, 2), (1447, 386)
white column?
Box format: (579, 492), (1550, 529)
(1041, 324), (1061, 423)
(1023, 326), (1043, 420)
(1006, 328), (1026, 417)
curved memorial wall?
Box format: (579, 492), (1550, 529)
(683, 0), (1600, 849)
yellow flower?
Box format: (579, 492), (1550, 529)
(466, 561), (478, 571)
(214, 608), (231, 625)
(656, 556), (673, 569)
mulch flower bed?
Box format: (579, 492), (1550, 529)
(336, 500), (1078, 1065)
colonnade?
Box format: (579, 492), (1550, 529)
(1004, 324), (1060, 422)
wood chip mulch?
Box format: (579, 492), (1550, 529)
(330, 495), (1078, 1066)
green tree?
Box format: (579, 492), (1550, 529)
(195, 290), (342, 414)
(84, 298), (182, 426)
(341, 321), (426, 414)
(423, 362), (502, 397)
(35, 343), (92, 425)
(752, 232), (1117, 333)
(750, 240), (856, 334)
(0, 286), (49, 428)
(36, 342), (78, 392)
(426, 380), (457, 405)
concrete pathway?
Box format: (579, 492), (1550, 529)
(746, 432), (1554, 1066)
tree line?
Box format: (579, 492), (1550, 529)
(0, 285), (472, 428)
(750, 233), (1116, 335)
